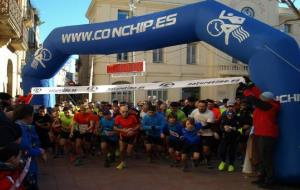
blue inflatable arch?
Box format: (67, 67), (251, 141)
(23, 0), (300, 182)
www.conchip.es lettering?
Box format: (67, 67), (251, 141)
(61, 13), (177, 44)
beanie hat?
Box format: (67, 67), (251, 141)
(260, 92), (275, 101)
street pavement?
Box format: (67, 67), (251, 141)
(37, 154), (273, 190)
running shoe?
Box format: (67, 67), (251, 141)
(228, 165), (235, 172)
(218, 161), (226, 171)
(116, 161), (126, 170)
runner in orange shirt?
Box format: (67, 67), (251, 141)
(70, 104), (94, 166)
(113, 105), (140, 170)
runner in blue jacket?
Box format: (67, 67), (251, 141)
(142, 105), (166, 162)
(181, 118), (202, 172)
(161, 113), (183, 167)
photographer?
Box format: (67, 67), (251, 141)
(242, 77), (280, 188)
(14, 104), (47, 190)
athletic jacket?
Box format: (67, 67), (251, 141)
(161, 122), (183, 141)
(182, 123), (202, 145)
(142, 113), (166, 137)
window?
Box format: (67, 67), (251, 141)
(117, 10), (130, 62)
(182, 87), (200, 100)
(153, 48), (163, 63)
(284, 24), (292, 33)
(187, 43), (197, 65)
(111, 81), (132, 103)
(117, 53), (128, 62)
(147, 90), (168, 101)
(118, 10), (129, 20)
(111, 91), (132, 103)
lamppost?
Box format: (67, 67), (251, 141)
(129, 0), (141, 107)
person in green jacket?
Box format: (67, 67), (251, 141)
(166, 102), (187, 123)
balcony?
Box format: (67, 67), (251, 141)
(10, 23), (28, 51)
(0, 0), (22, 46)
(23, 6), (35, 28)
(218, 64), (249, 76)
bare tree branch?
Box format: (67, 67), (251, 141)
(275, 0), (300, 26)
(280, 0), (300, 18)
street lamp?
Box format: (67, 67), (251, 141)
(128, 0), (141, 107)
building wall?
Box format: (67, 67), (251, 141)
(0, 47), (18, 96)
(0, 0), (40, 97)
(85, 0), (300, 103)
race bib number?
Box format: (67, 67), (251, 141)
(104, 130), (114, 136)
(79, 124), (88, 134)
(170, 130), (179, 138)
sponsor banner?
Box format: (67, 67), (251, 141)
(107, 61), (145, 74)
(31, 77), (244, 95)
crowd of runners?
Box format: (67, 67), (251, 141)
(0, 77), (280, 189)
(26, 94), (252, 171)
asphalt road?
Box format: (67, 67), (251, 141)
(38, 154), (268, 190)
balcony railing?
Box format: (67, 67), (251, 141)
(0, 0), (22, 37)
(218, 64), (249, 76)
(10, 23), (28, 51)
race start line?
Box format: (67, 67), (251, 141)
(31, 77), (244, 95)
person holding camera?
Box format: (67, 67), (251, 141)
(14, 104), (47, 190)
(242, 77), (280, 188)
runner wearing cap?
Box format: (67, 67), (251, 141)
(218, 111), (239, 172)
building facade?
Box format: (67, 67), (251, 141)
(0, 0), (40, 97)
(83, 0), (300, 103)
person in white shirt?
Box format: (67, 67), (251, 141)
(189, 100), (215, 167)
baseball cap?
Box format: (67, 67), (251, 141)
(260, 92), (275, 101)
(227, 99), (236, 107)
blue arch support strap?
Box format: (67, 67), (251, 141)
(23, 0), (300, 181)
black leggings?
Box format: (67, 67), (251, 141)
(219, 137), (237, 165)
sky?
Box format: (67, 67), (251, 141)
(32, 0), (300, 42)
(31, 0), (90, 42)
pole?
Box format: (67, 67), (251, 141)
(129, 0), (136, 107)
(88, 56), (94, 102)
